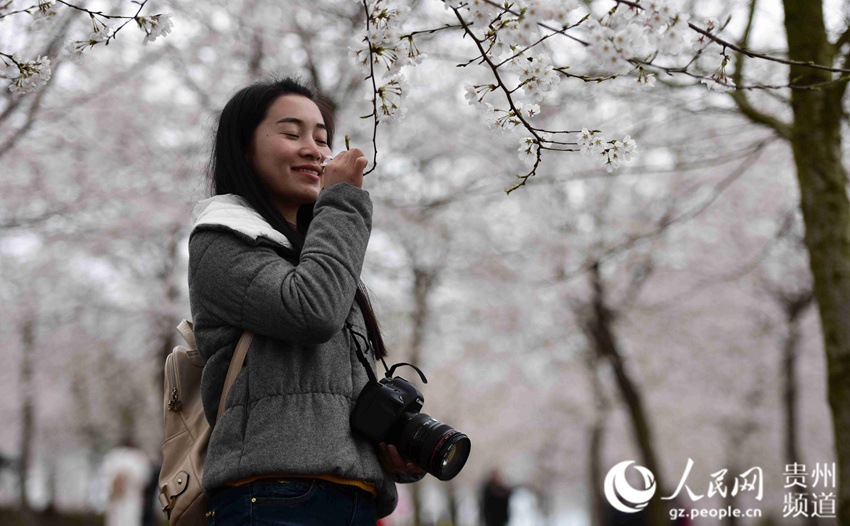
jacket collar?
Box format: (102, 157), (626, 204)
(191, 194), (292, 248)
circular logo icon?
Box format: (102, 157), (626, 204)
(604, 460), (657, 513)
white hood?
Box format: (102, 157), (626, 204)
(191, 194), (292, 248)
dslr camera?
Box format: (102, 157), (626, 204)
(351, 369), (471, 481)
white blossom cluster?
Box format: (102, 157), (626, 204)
(586, 1), (733, 92)
(464, 0), (581, 56)
(60, 13), (172, 66)
(352, 0), (425, 122)
(89, 17), (112, 43)
(355, 0), (738, 173)
(31, 0), (59, 29)
(1, 2), (174, 93)
(61, 16), (113, 64)
(376, 76), (410, 120)
(577, 128), (638, 172)
(137, 14), (174, 45)
(452, 1), (575, 163)
(454, 0), (579, 108)
(0, 54), (52, 95)
(465, 86), (540, 137)
(510, 54), (561, 102)
(449, 1), (666, 169)
(517, 136), (540, 164)
(585, 1), (690, 78)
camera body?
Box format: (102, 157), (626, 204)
(350, 376), (424, 444)
(351, 375), (471, 481)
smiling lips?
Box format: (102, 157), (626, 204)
(293, 165), (321, 179)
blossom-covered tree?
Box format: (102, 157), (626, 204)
(346, 2), (850, 522)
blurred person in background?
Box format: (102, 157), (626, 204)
(101, 437), (151, 526)
(142, 460), (161, 526)
(190, 77), (423, 526)
(480, 469), (513, 526)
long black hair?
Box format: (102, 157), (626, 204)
(207, 77), (388, 360)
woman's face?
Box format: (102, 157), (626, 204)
(250, 94), (332, 224)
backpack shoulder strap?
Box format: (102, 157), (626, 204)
(177, 320), (197, 350)
(217, 330), (254, 420)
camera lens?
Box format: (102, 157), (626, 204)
(395, 412), (471, 481)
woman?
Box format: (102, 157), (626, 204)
(188, 77), (424, 525)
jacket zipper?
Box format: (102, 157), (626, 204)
(166, 353), (183, 412)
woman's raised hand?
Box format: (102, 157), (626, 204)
(321, 148), (368, 189)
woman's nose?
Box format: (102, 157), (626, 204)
(301, 140), (322, 161)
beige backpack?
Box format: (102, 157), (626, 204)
(158, 320), (253, 525)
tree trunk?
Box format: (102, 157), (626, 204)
(409, 266), (436, 367)
(783, 322), (802, 523)
(583, 262), (666, 526)
(446, 480), (459, 525)
(409, 265), (438, 526)
(155, 227), (181, 401)
(779, 292), (819, 526)
(18, 317), (35, 511)
(724, 461), (739, 526)
(782, 299), (804, 474)
(782, 2), (850, 524)
(588, 350), (609, 526)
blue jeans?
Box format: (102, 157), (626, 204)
(206, 478), (378, 526)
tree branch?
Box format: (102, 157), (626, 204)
(362, 0), (379, 175)
(451, 6), (546, 192)
(643, 207), (799, 312)
(477, 0), (850, 75)
(0, 15), (73, 159)
(834, 23), (850, 101)
(729, 0), (793, 141)
(553, 138), (771, 285)
(833, 25), (850, 53)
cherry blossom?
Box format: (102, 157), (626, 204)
(31, 0), (59, 28)
(576, 129), (638, 172)
(518, 136), (539, 164)
(512, 54), (561, 102)
(63, 39), (87, 63)
(137, 14), (173, 44)
(5, 55), (52, 94)
(636, 68), (656, 88)
(89, 18), (111, 43)
(376, 76), (409, 122)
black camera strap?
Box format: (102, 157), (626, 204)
(344, 321), (429, 385)
(344, 321), (387, 384)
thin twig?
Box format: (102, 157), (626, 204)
(400, 23), (464, 40)
(55, 0), (140, 20)
(362, 0), (379, 175)
(478, 0), (588, 46)
(0, 6), (33, 19)
(102, 0), (149, 46)
(548, 137), (771, 286)
(451, 6), (545, 193)
(686, 19), (850, 74)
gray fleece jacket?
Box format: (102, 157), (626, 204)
(188, 182), (405, 518)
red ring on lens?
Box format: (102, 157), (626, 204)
(429, 430), (458, 471)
